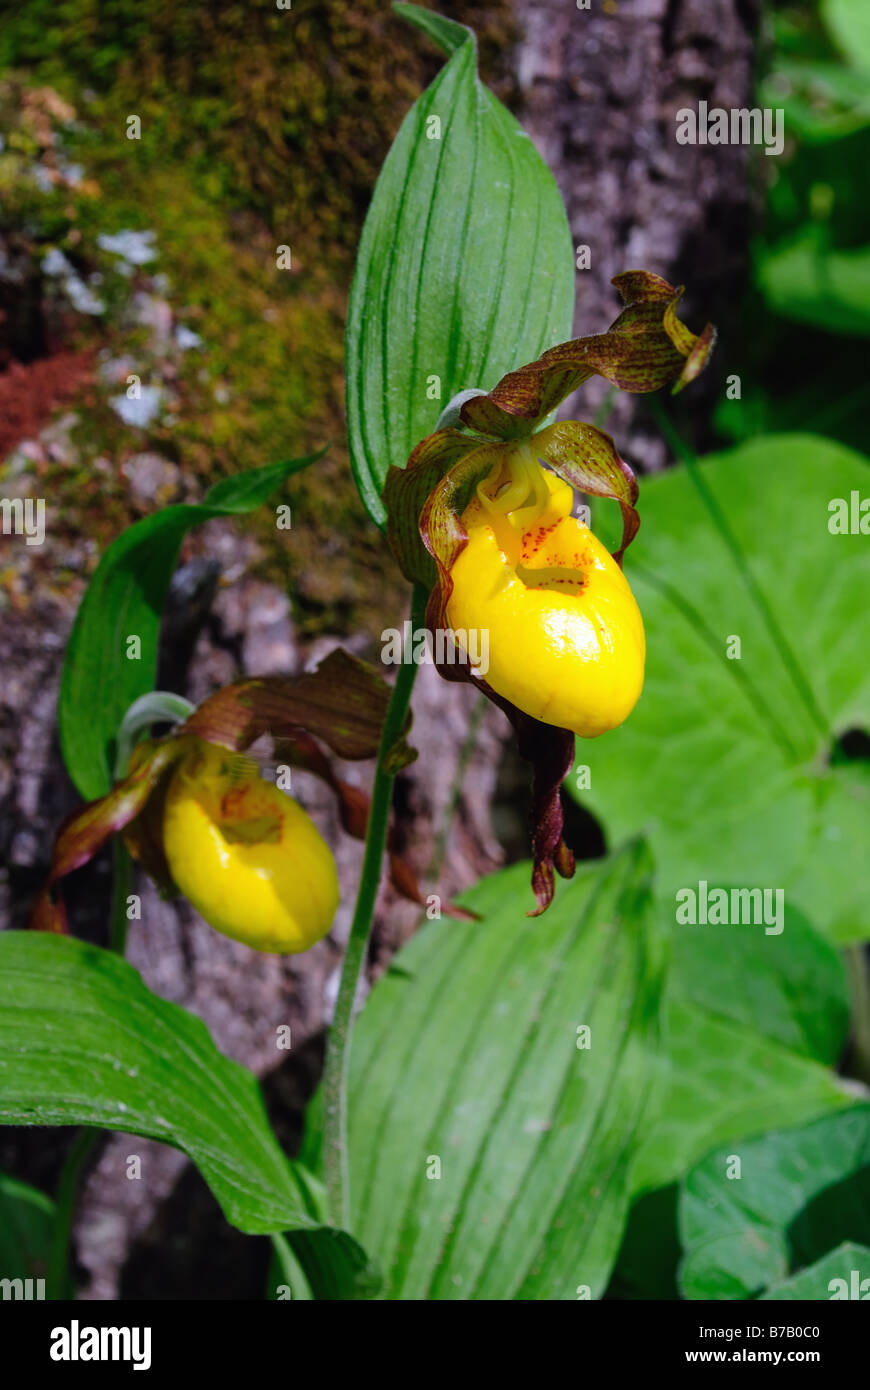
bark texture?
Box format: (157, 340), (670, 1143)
(517, 0), (758, 466)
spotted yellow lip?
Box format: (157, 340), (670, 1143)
(162, 740), (339, 953)
(447, 448), (645, 738)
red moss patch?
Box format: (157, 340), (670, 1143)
(0, 348), (95, 461)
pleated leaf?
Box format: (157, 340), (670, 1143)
(346, 4), (574, 527)
(0, 933), (317, 1236)
(338, 841), (666, 1299)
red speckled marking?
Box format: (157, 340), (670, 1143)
(522, 521), (560, 561)
(221, 785), (254, 819)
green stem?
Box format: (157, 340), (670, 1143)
(47, 835), (134, 1296)
(649, 398), (829, 740)
(110, 837), (133, 955)
(46, 1129), (94, 1299)
(322, 584), (428, 1229)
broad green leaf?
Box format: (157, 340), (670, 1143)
(576, 434), (870, 943)
(0, 1172), (55, 1284)
(757, 230), (870, 337)
(669, 900), (849, 1067)
(823, 0), (870, 73)
(633, 998), (852, 1195)
(612, 902), (851, 1292)
(287, 1231), (381, 1301)
(679, 1106), (870, 1299)
(761, 1242), (870, 1300)
(787, 761), (870, 943)
(59, 451), (325, 802)
(0, 933), (316, 1237)
(332, 842), (666, 1299)
(346, 6), (574, 526)
(628, 899), (851, 1205)
(268, 1163), (382, 1300)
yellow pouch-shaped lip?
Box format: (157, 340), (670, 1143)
(162, 742), (339, 953)
(447, 458), (645, 738)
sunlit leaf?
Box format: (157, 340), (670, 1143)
(59, 451), (325, 802)
(0, 933), (317, 1236)
(346, 5), (574, 526)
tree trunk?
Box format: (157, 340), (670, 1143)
(517, 0), (759, 466)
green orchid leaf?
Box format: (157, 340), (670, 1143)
(346, 7), (574, 527)
(0, 932), (318, 1237)
(268, 1233), (313, 1301)
(393, 2), (469, 56)
(668, 900), (849, 1068)
(306, 841), (667, 1299)
(59, 450), (326, 802)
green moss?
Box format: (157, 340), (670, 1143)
(2, 0), (518, 638)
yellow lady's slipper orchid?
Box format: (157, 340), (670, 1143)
(447, 446), (645, 738)
(34, 650), (421, 939)
(381, 269), (713, 911)
(162, 740), (339, 953)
